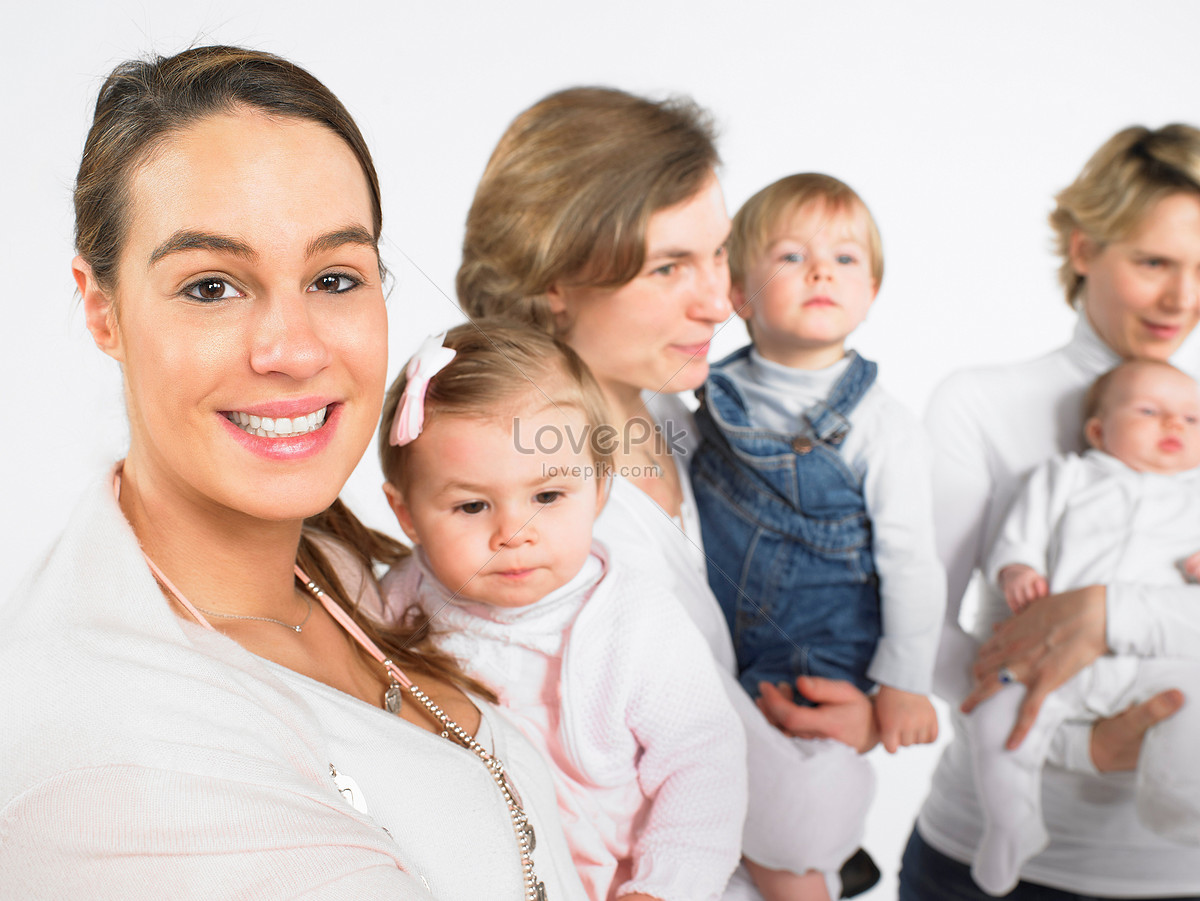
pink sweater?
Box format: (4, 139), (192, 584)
(383, 544), (748, 901)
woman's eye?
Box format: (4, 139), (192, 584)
(309, 273), (359, 294)
(534, 491), (563, 505)
(184, 278), (241, 301)
(458, 501), (487, 514)
(651, 263), (677, 277)
(1139, 257), (1167, 269)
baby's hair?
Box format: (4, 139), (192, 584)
(380, 318), (615, 490)
(1083, 358), (1193, 424)
(727, 172), (884, 293)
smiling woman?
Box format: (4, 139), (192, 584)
(0, 45), (586, 901)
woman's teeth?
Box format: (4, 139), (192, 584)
(225, 406), (328, 438)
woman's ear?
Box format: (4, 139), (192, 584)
(1068, 230), (1097, 277)
(1084, 416), (1105, 450)
(74, 255), (123, 362)
(382, 481), (421, 544)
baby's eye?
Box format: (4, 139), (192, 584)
(309, 272), (360, 294)
(1138, 406), (1159, 416)
(457, 501), (488, 514)
(836, 253), (858, 265)
(1186, 416), (1199, 425)
(781, 252), (804, 264)
(534, 491), (563, 505)
(184, 277), (242, 302)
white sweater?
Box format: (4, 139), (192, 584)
(594, 395), (875, 881)
(986, 448), (1200, 596)
(385, 544), (746, 901)
(718, 349), (945, 694)
(920, 313), (1200, 895)
(0, 470), (586, 901)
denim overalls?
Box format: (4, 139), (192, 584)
(691, 347), (881, 699)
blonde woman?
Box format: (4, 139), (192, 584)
(900, 125), (1200, 899)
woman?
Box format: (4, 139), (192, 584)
(899, 125), (1200, 898)
(458, 87), (879, 900)
(0, 46), (585, 901)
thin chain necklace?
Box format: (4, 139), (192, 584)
(136, 520), (547, 901)
(189, 591), (313, 633)
(297, 569), (547, 901)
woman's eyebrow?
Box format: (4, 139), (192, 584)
(149, 230), (256, 265)
(305, 225), (378, 258)
(147, 226), (377, 267)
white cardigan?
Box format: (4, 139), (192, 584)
(387, 544), (746, 901)
(920, 314), (1200, 895)
(0, 470), (585, 900)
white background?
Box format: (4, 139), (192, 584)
(4, 2), (1199, 896)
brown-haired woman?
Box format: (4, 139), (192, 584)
(460, 86), (879, 901)
(899, 124), (1200, 899)
(0, 46), (586, 901)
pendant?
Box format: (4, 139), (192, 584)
(385, 680), (404, 714)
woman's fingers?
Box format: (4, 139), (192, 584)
(964, 584), (1108, 723)
(757, 677), (879, 753)
(1091, 689), (1185, 772)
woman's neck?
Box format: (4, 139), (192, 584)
(118, 457), (305, 621)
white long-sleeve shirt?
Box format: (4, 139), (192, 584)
(919, 313), (1200, 895)
(717, 349), (946, 695)
(594, 394), (875, 882)
(0, 469), (587, 901)
(986, 449), (1200, 595)
(385, 544), (746, 901)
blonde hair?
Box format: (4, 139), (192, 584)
(728, 173), (884, 291)
(1051, 124), (1200, 307)
(457, 87), (718, 332)
(380, 319), (615, 490)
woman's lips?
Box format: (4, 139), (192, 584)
(671, 341), (711, 357)
(1143, 320), (1182, 340)
(218, 402), (341, 460)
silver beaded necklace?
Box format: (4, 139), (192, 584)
(142, 547), (548, 900)
(298, 571), (548, 901)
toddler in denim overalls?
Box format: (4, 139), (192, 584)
(692, 173), (945, 755)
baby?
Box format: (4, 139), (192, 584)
(378, 322), (747, 901)
(972, 358), (1200, 895)
(691, 173), (945, 755)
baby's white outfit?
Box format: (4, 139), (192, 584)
(383, 542), (747, 901)
(970, 448), (1200, 894)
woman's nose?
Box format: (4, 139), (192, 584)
(249, 293), (333, 379)
(690, 256), (733, 322)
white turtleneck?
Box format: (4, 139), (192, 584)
(919, 311), (1200, 895)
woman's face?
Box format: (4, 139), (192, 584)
(1075, 192), (1200, 361)
(80, 111), (387, 523)
(547, 172), (732, 410)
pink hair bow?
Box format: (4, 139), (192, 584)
(389, 332), (457, 446)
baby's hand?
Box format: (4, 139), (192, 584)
(1185, 551), (1200, 582)
(998, 564), (1049, 612)
(874, 685), (938, 753)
